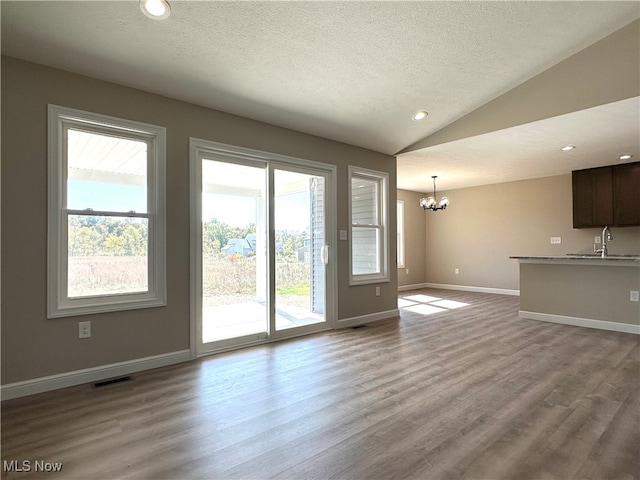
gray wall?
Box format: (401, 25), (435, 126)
(423, 174), (640, 291)
(1, 56), (397, 385)
(520, 262), (639, 326)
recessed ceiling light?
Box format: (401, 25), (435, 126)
(412, 111), (428, 121)
(561, 145), (575, 151)
(140, 0), (171, 20)
(619, 154), (633, 160)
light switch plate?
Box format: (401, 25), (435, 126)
(339, 230), (347, 241)
(631, 291), (639, 302)
(550, 237), (562, 244)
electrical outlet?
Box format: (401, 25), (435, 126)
(405, 268), (409, 275)
(631, 291), (639, 302)
(375, 286), (381, 297)
(595, 236), (601, 244)
(550, 237), (562, 244)
(78, 321), (91, 339)
(454, 268), (460, 275)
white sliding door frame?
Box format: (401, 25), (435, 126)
(189, 138), (337, 358)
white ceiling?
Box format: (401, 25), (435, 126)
(2, 1), (639, 192)
(398, 97), (640, 191)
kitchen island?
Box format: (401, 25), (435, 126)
(510, 255), (640, 334)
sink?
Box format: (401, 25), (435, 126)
(566, 253), (639, 258)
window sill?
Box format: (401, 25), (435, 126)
(48, 295), (166, 319)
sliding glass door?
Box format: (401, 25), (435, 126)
(192, 141), (334, 355)
(273, 168), (326, 333)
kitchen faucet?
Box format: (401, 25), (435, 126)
(594, 226), (613, 257)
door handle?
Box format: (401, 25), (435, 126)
(321, 244), (329, 265)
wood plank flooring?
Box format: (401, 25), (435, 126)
(2, 289), (639, 480)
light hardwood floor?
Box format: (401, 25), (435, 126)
(2, 289), (639, 480)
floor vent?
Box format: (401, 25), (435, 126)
(351, 325), (367, 329)
(92, 376), (133, 388)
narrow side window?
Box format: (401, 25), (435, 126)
(348, 166), (389, 285)
(397, 200), (405, 269)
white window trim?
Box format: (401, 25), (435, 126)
(348, 165), (389, 286)
(397, 200), (405, 269)
(47, 105), (167, 318)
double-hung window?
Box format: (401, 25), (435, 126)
(349, 166), (389, 285)
(48, 105), (166, 318)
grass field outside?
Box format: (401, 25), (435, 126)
(68, 253), (312, 309)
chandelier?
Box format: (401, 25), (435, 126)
(420, 176), (449, 211)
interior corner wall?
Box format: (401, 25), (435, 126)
(397, 189), (426, 288)
(0, 56), (397, 385)
(425, 174), (640, 291)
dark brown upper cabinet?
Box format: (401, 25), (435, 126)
(572, 161), (640, 228)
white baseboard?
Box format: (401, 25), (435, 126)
(519, 311), (640, 335)
(424, 283), (520, 296)
(398, 283), (428, 292)
(1, 349), (192, 401)
(337, 309), (399, 328)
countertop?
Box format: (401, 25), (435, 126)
(510, 255), (640, 266)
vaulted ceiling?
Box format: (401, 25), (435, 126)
(2, 1), (639, 192)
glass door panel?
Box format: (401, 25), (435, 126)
(201, 159), (267, 346)
(273, 168), (326, 332)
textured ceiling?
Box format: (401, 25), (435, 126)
(2, 1), (639, 192)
